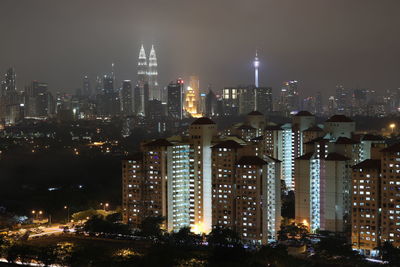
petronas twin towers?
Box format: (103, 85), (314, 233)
(137, 44), (160, 101)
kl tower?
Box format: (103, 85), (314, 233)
(253, 50), (260, 88)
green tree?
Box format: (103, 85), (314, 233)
(207, 227), (241, 248)
(376, 241), (400, 265)
(139, 216), (165, 237)
(313, 236), (363, 264)
(83, 215), (130, 235)
(37, 245), (57, 267)
(170, 227), (202, 247)
(277, 223), (308, 241)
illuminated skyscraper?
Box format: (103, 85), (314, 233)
(148, 45), (159, 100)
(167, 79), (184, 120)
(137, 44), (148, 86)
(253, 51), (260, 87)
(120, 80), (133, 116)
(279, 80), (300, 114)
(82, 76), (91, 97)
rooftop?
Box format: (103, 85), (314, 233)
(294, 110), (313, 116)
(251, 135), (264, 141)
(325, 114), (353, 123)
(362, 134), (384, 141)
(335, 136), (359, 145)
(212, 140), (242, 149)
(144, 139), (173, 147)
(325, 152), (350, 161)
(304, 125), (324, 132)
(352, 159), (381, 170)
(381, 142), (400, 153)
(237, 124), (255, 130)
(265, 124), (283, 131)
(191, 117), (216, 125)
(247, 110), (264, 116)
(296, 152), (314, 160)
(237, 156), (267, 166)
(304, 136), (326, 145)
(122, 152), (143, 161)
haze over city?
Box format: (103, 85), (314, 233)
(1, 0), (399, 95)
(1, 1), (400, 266)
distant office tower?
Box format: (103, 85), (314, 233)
(198, 92), (206, 115)
(383, 88), (400, 114)
(82, 76), (91, 97)
(280, 80), (299, 114)
(167, 79), (184, 120)
(189, 76), (200, 100)
(287, 80), (299, 110)
(352, 89), (373, 116)
(147, 99), (164, 121)
(148, 45), (159, 100)
(253, 51), (260, 87)
(97, 75), (119, 116)
(328, 96), (336, 115)
(1, 67), (16, 95)
(133, 86), (141, 115)
(335, 85), (349, 115)
(315, 91), (323, 115)
(205, 89), (218, 117)
(189, 117), (218, 233)
(95, 76), (102, 94)
(255, 87), (272, 114)
(239, 86), (256, 115)
(184, 75), (200, 117)
(25, 81), (51, 118)
(0, 67), (22, 123)
(120, 80), (133, 116)
(222, 87), (240, 116)
(103, 75), (114, 94)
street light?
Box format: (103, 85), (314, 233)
(390, 123), (396, 133)
(64, 205), (70, 224)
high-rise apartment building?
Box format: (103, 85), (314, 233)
(294, 114), (382, 233)
(351, 143), (400, 255)
(122, 139), (191, 232)
(122, 116), (282, 244)
(189, 117), (218, 233)
(211, 139), (281, 243)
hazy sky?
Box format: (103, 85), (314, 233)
(0, 0), (399, 97)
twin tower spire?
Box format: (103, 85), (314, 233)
(137, 44), (159, 100)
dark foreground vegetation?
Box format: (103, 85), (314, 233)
(1, 215), (399, 266)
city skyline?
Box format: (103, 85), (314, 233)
(1, 0), (399, 95)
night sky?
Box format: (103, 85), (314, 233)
(1, 0), (399, 96)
